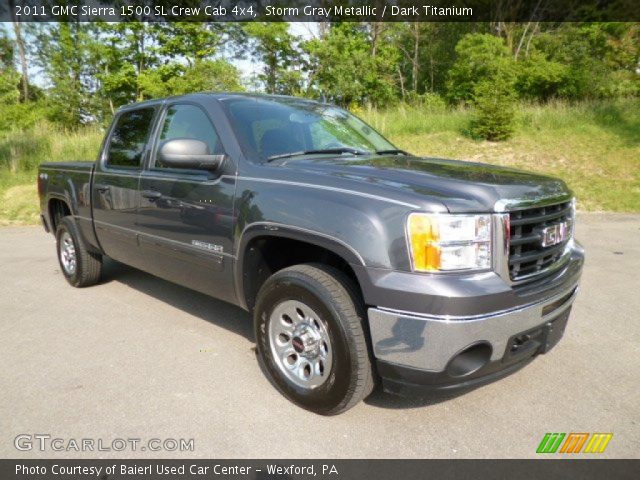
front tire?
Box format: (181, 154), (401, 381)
(56, 216), (102, 288)
(254, 264), (375, 415)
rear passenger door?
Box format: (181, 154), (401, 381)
(136, 102), (237, 302)
(92, 106), (156, 268)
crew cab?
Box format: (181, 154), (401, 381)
(38, 93), (584, 415)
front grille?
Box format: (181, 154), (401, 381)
(508, 201), (573, 281)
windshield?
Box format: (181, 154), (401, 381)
(222, 97), (396, 162)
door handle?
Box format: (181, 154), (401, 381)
(141, 190), (162, 200)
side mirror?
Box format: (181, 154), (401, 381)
(157, 138), (225, 170)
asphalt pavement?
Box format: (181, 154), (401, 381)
(1, 213), (638, 458)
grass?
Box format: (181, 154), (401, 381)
(0, 171), (40, 226)
(0, 123), (104, 225)
(0, 99), (638, 225)
(0, 122), (104, 172)
(362, 98), (640, 212)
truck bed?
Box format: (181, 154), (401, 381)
(40, 161), (95, 171)
(38, 161), (95, 234)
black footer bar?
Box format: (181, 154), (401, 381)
(2, 459), (638, 480)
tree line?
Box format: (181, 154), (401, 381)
(0, 21), (638, 139)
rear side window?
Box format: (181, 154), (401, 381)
(105, 108), (155, 169)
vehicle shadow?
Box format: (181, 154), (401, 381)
(101, 257), (254, 342)
(101, 258), (472, 411)
(364, 386), (472, 410)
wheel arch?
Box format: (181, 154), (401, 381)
(235, 223), (366, 312)
(48, 196), (72, 232)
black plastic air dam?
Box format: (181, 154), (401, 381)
(376, 356), (537, 396)
(445, 342), (492, 377)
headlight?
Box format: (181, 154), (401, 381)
(407, 213), (492, 272)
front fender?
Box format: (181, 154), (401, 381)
(233, 180), (412, 270)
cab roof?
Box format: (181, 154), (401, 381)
(117, 92), (324, 112)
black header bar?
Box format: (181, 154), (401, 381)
(0, 0), (638, 23)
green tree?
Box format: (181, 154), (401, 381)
(535, 23), (640, 99)
(0, 27), (20, 105)
(392, 23), (482, 98)
(469, 73), (517, 141)
(102, 22), (163, 101)
(33, 22), (95, 126)
(7, 0), (30, 101)
(88, 22), (231, 116)
(138, 60), (243, 98)
(0, 26), (49, 132)
(155, 23), (225, 66)
(446, 33), (516, 104)
(243, 23), (302, 95)
(85, 23), (136, 120)
(304, 23), (399, 106)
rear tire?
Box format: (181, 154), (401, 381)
(254, 263), (375, 415)
(56, 216), (102, 288)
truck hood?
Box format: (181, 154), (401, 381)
(278, 155), (572, 212)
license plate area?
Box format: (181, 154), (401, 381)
(505, 307), (571, 361)
(542, 307), (571, 353)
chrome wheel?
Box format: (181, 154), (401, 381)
(59, 231), (77, 275)
(268, 300), (333, 390)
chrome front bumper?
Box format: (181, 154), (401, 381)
(368, 282), (579, 372)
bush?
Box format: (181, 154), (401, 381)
(0, 100), (50, 132)
(515, 51), (568, 101)
(597, 70), (640, 98)
(469, 76), (517, 141)
(0, 67), (20, 105)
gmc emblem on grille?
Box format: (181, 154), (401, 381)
(540, 221), (570, 247)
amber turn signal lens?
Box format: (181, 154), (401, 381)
(407, 213), (492, 272)
(407, 214), (441, 271)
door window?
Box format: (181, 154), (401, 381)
(105, 108), (155, 169)
(155, 104), (223, 168)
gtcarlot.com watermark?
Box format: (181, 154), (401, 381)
(15, 434), (194, 452)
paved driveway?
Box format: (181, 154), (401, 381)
(1, 214), (638, 458)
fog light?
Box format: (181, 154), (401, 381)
(446, 343), (492, 377)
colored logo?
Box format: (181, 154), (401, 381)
(536, 433), (613, 454)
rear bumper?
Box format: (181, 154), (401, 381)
(366, 246), (583, 395)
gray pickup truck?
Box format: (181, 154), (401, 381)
(38, 93), (584, 415)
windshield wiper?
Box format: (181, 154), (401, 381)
(266, 148), (366, 162)
(375, 149), (408, 156)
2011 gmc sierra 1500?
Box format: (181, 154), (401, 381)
(38, 93), (584, 415)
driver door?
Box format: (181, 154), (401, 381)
(136, 102), (237, 303)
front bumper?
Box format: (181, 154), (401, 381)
(365, 244), (584, 395)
